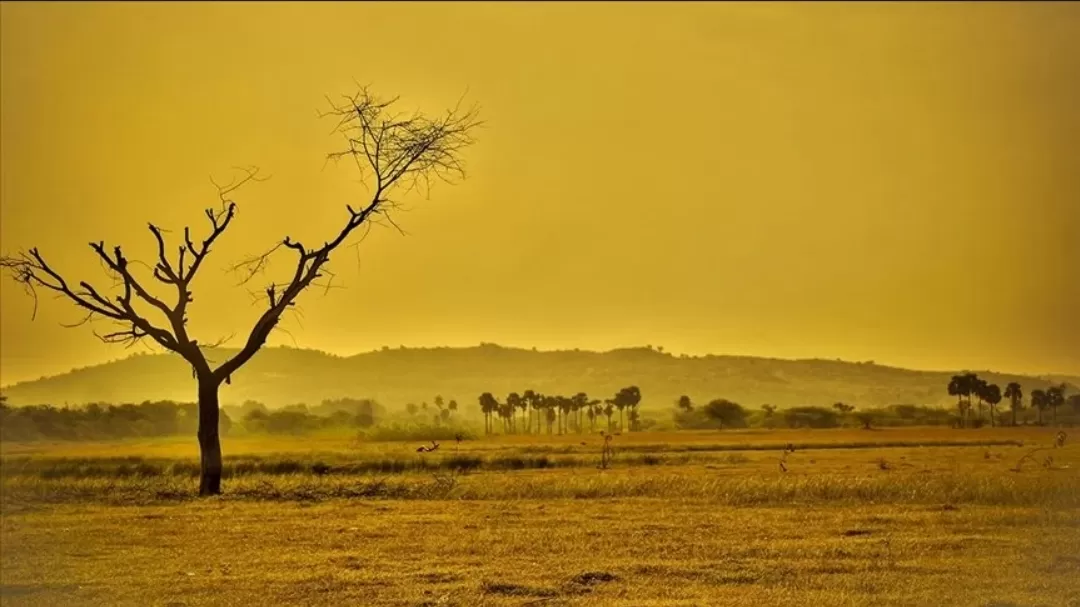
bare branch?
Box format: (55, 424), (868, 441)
(214, 87), (481, 383)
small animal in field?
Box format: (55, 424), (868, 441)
(417, 441), (440, 453)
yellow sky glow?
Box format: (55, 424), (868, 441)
(2, 1), (1078, 384)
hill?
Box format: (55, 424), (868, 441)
(1, 344), (1076, 413)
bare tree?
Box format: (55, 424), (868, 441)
(1, 87), (480, 496)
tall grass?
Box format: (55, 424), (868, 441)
(3, 468), (1076, 508)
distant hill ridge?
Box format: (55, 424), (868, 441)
(2, 344), (1076, 411)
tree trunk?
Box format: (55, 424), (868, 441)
(197, 377), (223, 496)
(1012, 404), (1017, 427)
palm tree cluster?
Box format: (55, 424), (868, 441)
(476, 386), (642, 435)
(404, 396), (458, 425)
(948, 373), (1068, 427)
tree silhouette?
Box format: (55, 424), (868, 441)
(405, 402), (418, 416)
(1046, 384), (1066, 425)
(982, 383), (1001, 427)
(676, 395), (693, 412)
(478, 392), (498, 434)
(602, 399), (615, 432)
(0, 87), (480, 496)
(1003, 382), (1023, 426)
(1030, 389), (1047, 426)
(515, 393), (529, 432)
(586, 399), (600, 432)
(613, 386), (642, 431)
(703, 399), (748, 429)
(522, 389), (538, 434)
(506, 392), (522, 434)
(972, 377), (989, 424)
(947, 373), (978, 427)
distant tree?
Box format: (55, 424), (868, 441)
(613, 386), (642, 431)
(506, 392), (522, 433)
(572, 392), (589, 433)
(478, 392), (498, 434)
(405, 402), (418, 416)
(602, 399), (615, 432)
(0, 88), (479, 496)
(677, 395), (693, 412)
(421, 401), (429, 411)
(783, 406), (841, 429)
(1046, 384), (1066, 425)
(516, 393), (529, 431)
(434, 395), (444, 410)
(1030, 389), (1048, 425)
(587, 399), (600, 432)
(972, 377), (989, 423)
(948, 373), (977, 427)
(447, 399), (458, 416)
(702, 399), (748, 430)
(854, 411), (874, 429)
(833, 402), (855, 414)
(1003, 382), (1023, 426)
(1066, 393), (1080, 415)
(982, 383), (1002, 427)
(522, 390), (539, 434)
(761, 404), (776, 418)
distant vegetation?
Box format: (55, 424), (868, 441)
(4, 345), (1077, 415)
(3, 374), (1077, 444)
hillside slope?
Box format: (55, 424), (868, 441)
(1, 345), (1075, 412)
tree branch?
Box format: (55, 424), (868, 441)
(215, 88), (480, 383)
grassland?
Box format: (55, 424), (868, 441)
(2, 426), (1078, 606)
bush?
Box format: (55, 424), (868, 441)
(782, 406), (840, 429)
(702, 399), (749, 429)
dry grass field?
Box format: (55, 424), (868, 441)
(2, 426), (1079, 606)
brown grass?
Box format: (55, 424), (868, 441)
(2, 426), (1077, 606)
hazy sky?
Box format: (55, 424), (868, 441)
(1, 2), (1078, 384)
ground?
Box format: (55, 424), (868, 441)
(2, 427), (1078, 606)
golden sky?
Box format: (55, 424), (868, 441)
(1, 1), (1078, 384)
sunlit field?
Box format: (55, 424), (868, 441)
(2, 426), (1078, 606)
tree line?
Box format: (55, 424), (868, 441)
(476, 387), (642, 434)
(674, 396), (959, 430)
(947, 373), (1075, 427)
(0, 395), (382, 442)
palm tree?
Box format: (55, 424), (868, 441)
(1030, 389), (1047, 425)
(603, 399), (615, 432)
(447, 399), (458, 418)
(613, 386), (642, 431)
(572, 393), (589, 433)
(1046, 384), (1066, 425)
(516, 394), (529, 432)
(972, 378), (989, 424)
(948, 374), (973, 427)
(478, 392), (498, 434)
(506, 393), (522, 434)
(587, 399), (601, 432)
(1003, 382), (1023, 426)
(983, 383), (1001, 427)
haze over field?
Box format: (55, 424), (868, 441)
(2, 344), (1076, 411)
(2, 2), (1079, 387)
